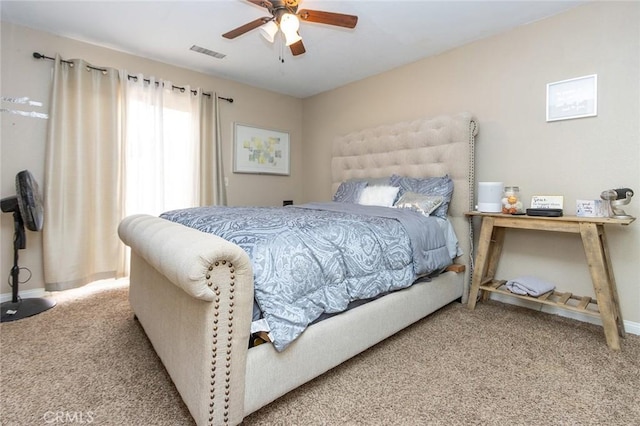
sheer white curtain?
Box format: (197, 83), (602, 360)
(122, 74), (199, 217)
(44, 60), (227, 290)
(119, 74), (228, 275)
(122, 74), (227, 215)
(44, 56), (123, 291)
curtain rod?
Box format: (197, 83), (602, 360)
(32, 52), (233, 103)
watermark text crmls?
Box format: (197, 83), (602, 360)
(43, 411), (96, 424)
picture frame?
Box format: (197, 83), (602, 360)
(233, 123), (290, 175)
(546, 74), (597, 122)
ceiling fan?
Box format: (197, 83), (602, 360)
(222, 0), (358, 56)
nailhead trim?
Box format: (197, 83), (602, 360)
(207, 260), (236, 426)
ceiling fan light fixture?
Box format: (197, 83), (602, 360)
(279, 13), (301, 46)
(283, 31), (302, 47)
(259, 20), (278, 43)
(279, 13), (299, 34)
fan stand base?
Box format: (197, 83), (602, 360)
(1, 297), (56, 322)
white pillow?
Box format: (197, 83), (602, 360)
(358, 185), (400, 207)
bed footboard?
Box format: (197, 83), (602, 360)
(118, 215), (253, 426)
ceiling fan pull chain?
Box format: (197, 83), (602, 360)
(279, 37), (285, 63)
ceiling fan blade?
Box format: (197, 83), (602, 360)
(297, 9), (358, 29)
(222, 17), (271, 39)
(289, 39), (306, 56)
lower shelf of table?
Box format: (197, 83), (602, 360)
(479, 279), (600, 318)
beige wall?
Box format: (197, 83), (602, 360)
(1, 22), (303, 297)
(301, 2), (640, 324)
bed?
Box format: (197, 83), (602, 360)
(118, 112), (478, 426)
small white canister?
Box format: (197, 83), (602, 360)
(477, 182), (504, 213)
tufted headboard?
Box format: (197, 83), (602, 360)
(331, 113), (478, 301)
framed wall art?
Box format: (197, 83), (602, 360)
(233, 123), (290, 175)
(546, 74), (598, 122)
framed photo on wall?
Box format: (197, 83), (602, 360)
(546, 74), (598, 122)
(233, 123), (290, 175)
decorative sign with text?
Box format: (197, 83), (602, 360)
(576, 200), (608, 217)
(531, 195), (564, 209)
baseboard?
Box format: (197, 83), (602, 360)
(1, 287), (47, 303)
(489, 292), (640, 336)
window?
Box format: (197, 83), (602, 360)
(123, 82), (201, 217)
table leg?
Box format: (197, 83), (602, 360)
(579, 222), (621, 350)
(481, 227), (506, 302)
(598, 225), (626, 338)
(468, 217), (495, 310)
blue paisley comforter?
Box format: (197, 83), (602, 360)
(160, 202), (452, 351)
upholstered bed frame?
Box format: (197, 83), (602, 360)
(118, 112), (478, 425)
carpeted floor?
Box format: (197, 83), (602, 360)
(1, 280), (638, 425)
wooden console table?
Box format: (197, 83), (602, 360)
(466, 212), (635, 350)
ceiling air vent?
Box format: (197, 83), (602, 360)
(190, 45), (226, 59)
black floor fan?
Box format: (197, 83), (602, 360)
(1, 170), (55, 322)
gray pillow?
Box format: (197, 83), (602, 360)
(389, 174), (454, 218)
(333, 181), (367, 203)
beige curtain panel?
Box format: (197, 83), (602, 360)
(44, 55), (123, 291)
(199, 91), (225, 206)
(44, 56), (226, 291)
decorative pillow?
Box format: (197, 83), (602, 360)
(333, 181), (367, 203)
(358, 185), (400, 207)
(395, 192), (444, 216)
(389, 175), (454, 218)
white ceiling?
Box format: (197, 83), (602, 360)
(1, 0), (587, 98)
